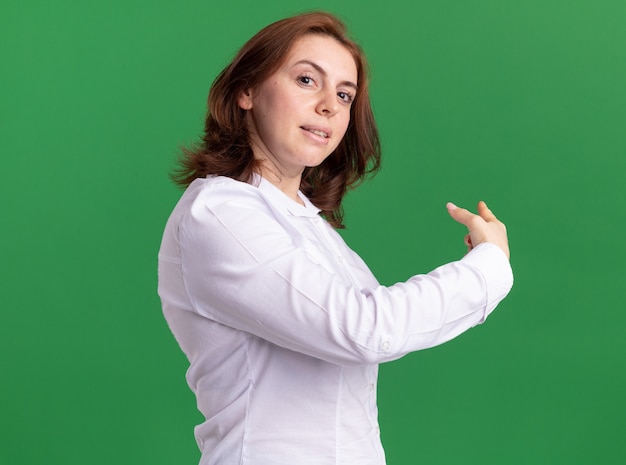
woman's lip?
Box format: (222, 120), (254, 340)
(301, 127), (329, 144)
(301, 125), (332, 139)
(301, 127), (330, 144)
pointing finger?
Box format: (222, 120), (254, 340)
(446, 202), (478, 228)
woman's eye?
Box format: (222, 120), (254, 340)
(338, 91), (354, 104)
(298, 75), (314, 86)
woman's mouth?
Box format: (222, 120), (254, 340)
(301, 126), (331, 139)
(307, 129), (328, 138)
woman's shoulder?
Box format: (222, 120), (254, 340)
(187, 175), (256, 193)
(178, 175), (319, 231)
(185, 175), (263, 204)
(175, 175), (301, 254)
(179, 175), (274, 222)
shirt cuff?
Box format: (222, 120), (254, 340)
(460, 242), (514, 319)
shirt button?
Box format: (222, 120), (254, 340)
(369, 383), (375, 392)
(381, 340), (391, 352)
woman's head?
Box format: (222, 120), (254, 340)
(174, 11), (381, 227)
(237, 33), (358, 185)
(210, 12), (368, 138)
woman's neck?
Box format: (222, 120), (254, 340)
(258, 165), (305, 206)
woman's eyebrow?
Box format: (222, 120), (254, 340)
(294, 59), (358, 91)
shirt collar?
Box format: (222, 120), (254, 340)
(253, 174), (321, 218)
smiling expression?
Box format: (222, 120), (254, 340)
(239, 34), (358, 182)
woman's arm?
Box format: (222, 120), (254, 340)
(175, 182), (513, 366)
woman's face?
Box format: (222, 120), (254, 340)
(239, 34), (358, 179)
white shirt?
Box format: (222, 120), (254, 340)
(158, 175), (513, 465)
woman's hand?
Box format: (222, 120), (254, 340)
(446, 201), (510, 260)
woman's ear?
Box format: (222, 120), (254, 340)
(238, 89), (253, 110)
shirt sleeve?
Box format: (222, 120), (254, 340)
(177, 182), (514, 366)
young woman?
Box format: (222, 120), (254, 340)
(158, 11), (513, 465)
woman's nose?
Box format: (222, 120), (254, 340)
(316, 90), (339, 116)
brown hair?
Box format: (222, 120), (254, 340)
(172, 11), (381, 228)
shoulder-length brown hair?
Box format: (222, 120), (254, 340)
(173, 11), (381, 228)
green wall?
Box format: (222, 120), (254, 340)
(2, 1), (624, 463)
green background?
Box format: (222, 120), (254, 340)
(2, 0), (624, 463)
